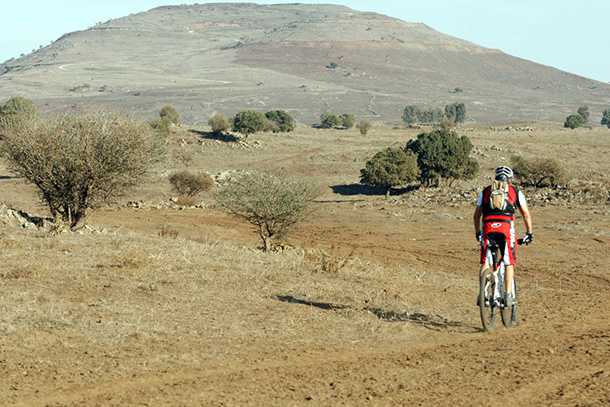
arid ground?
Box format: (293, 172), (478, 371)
(1, 125), (609, 406)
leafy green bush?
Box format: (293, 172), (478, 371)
(159, 105), (180, 125)
(265, 110), (295, 133)
(402, 105), (444, 125)
(320, 112), (342, 129)
(1, 113), (162, 228)
(564, 114), (586, 129)
(360, 147), (420, 195)
(444, 102), (466, 124)
(577, 105), (590, 122)
(340, 113), (355, 129)
(208, 113), (230, 135)
(169, 171), (214, 197)
(405, 128), (479, 186)
(216, 171), (318, 251)
(232, 111), (267, 137)
(511, 155), (566, 188)
(357, 119), (372, 135)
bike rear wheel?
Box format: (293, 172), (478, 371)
(501, 281), (518, 328)
(479, 270), (497, 332)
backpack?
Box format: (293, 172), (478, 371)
(489, 180), (510, 211)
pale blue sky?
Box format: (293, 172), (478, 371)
(2, 1), (609, 82)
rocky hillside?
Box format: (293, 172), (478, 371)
(1, 3), (608, 124)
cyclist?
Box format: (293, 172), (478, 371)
(473, 166), (533, 305)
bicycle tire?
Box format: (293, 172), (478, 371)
(479, 270), (496, 332)
(501, 280), (518, 328)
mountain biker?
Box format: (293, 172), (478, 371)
(473, 166), (533, 306)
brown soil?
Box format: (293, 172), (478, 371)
(1, 126), (609, 406)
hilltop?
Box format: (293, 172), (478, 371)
(1, 3), (609, 123)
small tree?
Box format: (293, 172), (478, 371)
(601, 109), (610, 127)
(159, 105), (180, 125)
(340, 113), (356, 129)
(402, 105), (444, 125)
(511, 155), (566, 188)
(320, 112), (341, 129)
(169, 171), (214, 197)
(232, 110), (267, 137)
(357, 119), (372, 135)
(402, 105), (421, 125)
(405, 128), (479, 187)
(1, 113), (163, 228)
(577, 106), (590, 122)
(564, 114), (585, 129)
(265, 110), (295, 133)
(216, 171), (318, 251)
(445, 102), (466, 124)
(360, 148), (420, 196)
(208, 113), (230, 135)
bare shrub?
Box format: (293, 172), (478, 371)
(216, 171), (318, 251)
(168, 171), (214, 198)
(357, 119), (372, 135)
(159, 105), (180, 125)
(158, 225), (179, 239)
(208, 113), (230, 134)
(511, 155), (566, 188)
(1, 113), (163, 228)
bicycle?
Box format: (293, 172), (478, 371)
(478, 234), (528, 332)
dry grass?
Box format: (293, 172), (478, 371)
(0, 124), (608, 405)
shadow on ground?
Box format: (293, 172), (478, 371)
(331, 184), (420, 197)
(190, 129), (240, 143)
(275, 294), (478, 332)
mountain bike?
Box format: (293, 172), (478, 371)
(478, 234), (527, 332)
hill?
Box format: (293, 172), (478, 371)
(1, 3), (609, 123)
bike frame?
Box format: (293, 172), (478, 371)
(484, 239), (517, 308)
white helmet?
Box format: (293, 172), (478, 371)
(495, 166), (513, 181)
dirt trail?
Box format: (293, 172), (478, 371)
(17, 205), (596, 406)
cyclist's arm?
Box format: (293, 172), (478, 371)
(473, 193), (483, 235)
(517, 191), (533, 234)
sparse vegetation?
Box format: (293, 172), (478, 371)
(511, 155), (566, 188)
(601, 109), (610, 127)
(340, 113), (356, 129)
(216, 171), (318, 251)
(169, 171), (214, 198)
(405, 128), (479, 186)
(444, 103), (466, 124)
(0, 113), (163, 228)
(402, 105), (444, 125)
(577, 106), (590, 122)
(360, 147), (420, 196)
(320, 112), (356, 129)
(232, 110), (267, 137)
(357, 119), (372, 135)
(208, 113), (230, 135)
(320, 112), (342, 129)
(265, 110), (296, 133)
(0, 96), (38, 131)
(159, 105), (180, 125)
(149, 117), (172, 135)
(564, 113), (586, 129)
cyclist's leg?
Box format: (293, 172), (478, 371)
(503, 222), (517, 296)
(479, 235), (490, 275)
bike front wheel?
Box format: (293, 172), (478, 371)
(479, 270), (497, 332)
